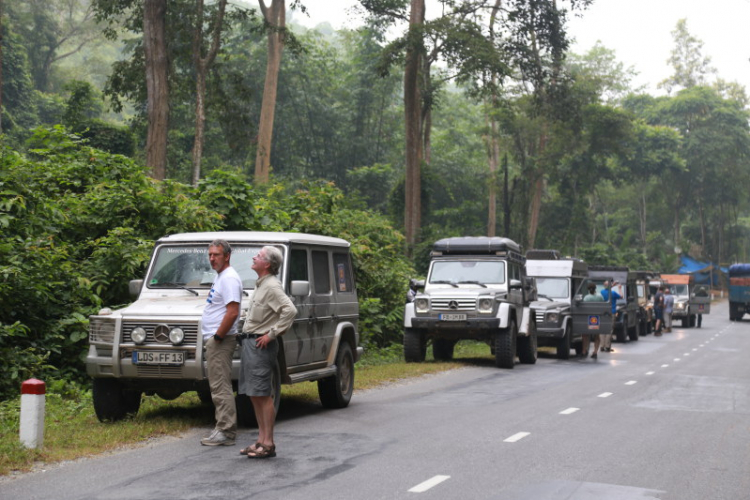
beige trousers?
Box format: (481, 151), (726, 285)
(205, 336), (237, 438)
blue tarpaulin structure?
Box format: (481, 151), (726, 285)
(676, 255), (728, 286)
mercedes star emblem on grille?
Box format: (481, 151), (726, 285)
(448, 300), (459, 310)
(154, 324), (171, 343)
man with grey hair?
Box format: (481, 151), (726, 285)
(238, 245), (297, 459)
(200, 239), (243, 446)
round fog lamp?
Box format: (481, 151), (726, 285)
(131, 327), (147, 344)
(169, 327), (185, 345)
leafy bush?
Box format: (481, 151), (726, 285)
(0, 128), (414, 400)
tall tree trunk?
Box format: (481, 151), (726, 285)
(639, 183), (647, 255)
(486, 0), (502, 238)
(404, 0), (425, 255)
(254, 0), (285, 184)
(0, 0), (4, 135)
(486, 109), (499, 237)
(191, 0), (227, 186)
(143, 0), (169, 180)
(502, 153), (510, 236)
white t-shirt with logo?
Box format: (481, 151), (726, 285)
(201, 266), (243, 339)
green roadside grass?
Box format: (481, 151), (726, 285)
(0, 342), (492, 477)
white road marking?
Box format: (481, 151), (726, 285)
(625, 381), (637, 385)
(408, 475), (450, 493)
(692, 348), (698, 351)
(646, 371), (655, 375)
(661, 364), (669, 368)
(560, 407), (580, 415)
(504, 432), (530, 443)
(684, 353), (690, 356)
(673, 358), (681, 362)
(598, 392), (613, 398)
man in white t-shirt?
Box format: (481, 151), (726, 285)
(200, 239), (243, 446)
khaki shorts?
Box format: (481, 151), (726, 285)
(239, 336), (278, 397)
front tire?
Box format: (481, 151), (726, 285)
(319, 342), (355, 409)
(628, 320), (640, 341)
(517, 328), (537, 365)
(404, 328), (426, 362)
(494, 320), (517, 369)
(92, 378), (142, 422)
(615, 318), (627, 343)
(556, 324), (572, 360)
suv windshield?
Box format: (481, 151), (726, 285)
(669, 284), (688, 296)
(535, 277), (570, 299)
(429, 260), (505, 285)
(146, 244), (279, 289)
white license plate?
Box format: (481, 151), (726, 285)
(133, 351), (185, 366)
(439, 313), (467, 321)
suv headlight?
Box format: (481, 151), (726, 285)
(675, 302), (686, 310)
(169, 327), (185, 345)
(131, 327), (147, 344)
(546, 312), (559, 324)
(477, 297), (493, 313)
(415, 297), (430, 313)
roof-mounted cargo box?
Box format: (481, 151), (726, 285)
(432, 236), (523, 262)
(729, 264), (750, 277)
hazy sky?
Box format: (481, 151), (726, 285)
(292, 0), (750, 95)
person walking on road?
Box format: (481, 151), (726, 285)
(201, 240), (243, 446)
(653, 286), (665, 336)
(600, 280), (622, 352)
(238, 246), (297, 459)
(663, 287), (674, 333)
(582, 283), (604, 359)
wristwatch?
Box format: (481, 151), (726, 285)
(213, 333), (223, 342)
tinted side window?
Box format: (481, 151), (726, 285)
(288, 248), (309, 284)
(312, 250), (331, 294)
(333, 252), (354, 293)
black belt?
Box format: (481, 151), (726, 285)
(237, 332), (264, 340)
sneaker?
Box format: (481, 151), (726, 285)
(202, 429), (218, 440)
(201, 430), (235, 446)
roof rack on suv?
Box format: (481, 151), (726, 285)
(431, 236), (524, 262)
(525, 249), (561, 260)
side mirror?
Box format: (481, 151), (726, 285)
(416, 279), (425, 289)
(510, 279), (522, 290)
(628, 296), (635, 303)
(574, 294), (583, 303)
(291, 280), (310, 297)
(129, 279), (144, 299)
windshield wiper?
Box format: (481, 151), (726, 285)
(431, 280), (458, 287)
(457, 280), (487, 288)
(150, 282), (199, 296)
(537, 294), (554, 301)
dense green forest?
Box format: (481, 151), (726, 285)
(1, 0), (749, 398)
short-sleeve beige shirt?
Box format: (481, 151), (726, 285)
(242, 274), (297, 340)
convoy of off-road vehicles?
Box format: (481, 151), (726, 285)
(403, 236), (723, 368)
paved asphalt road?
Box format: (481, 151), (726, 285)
(2, 300), (749, 500)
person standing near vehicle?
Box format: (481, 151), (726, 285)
(653, 286), (665, 336)
(600, 280), (622, 352)
(201, 239), (243, 446)
(663, 287), (674, 333)
(238, 246), (297, 459)
(582, 282), (604, 359)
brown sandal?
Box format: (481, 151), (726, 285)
(240, 442), (261, 456)
(247, 443), (276, 459)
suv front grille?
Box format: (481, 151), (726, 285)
(122, 322), (199, 346)
(535, 311), (546, 324)
(430, 298), (477, 311)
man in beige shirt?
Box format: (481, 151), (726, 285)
(238, 245), (297, 459)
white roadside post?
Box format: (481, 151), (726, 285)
(19, 378), (46, 449)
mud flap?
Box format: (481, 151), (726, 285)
(519, 306), (532, 335)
